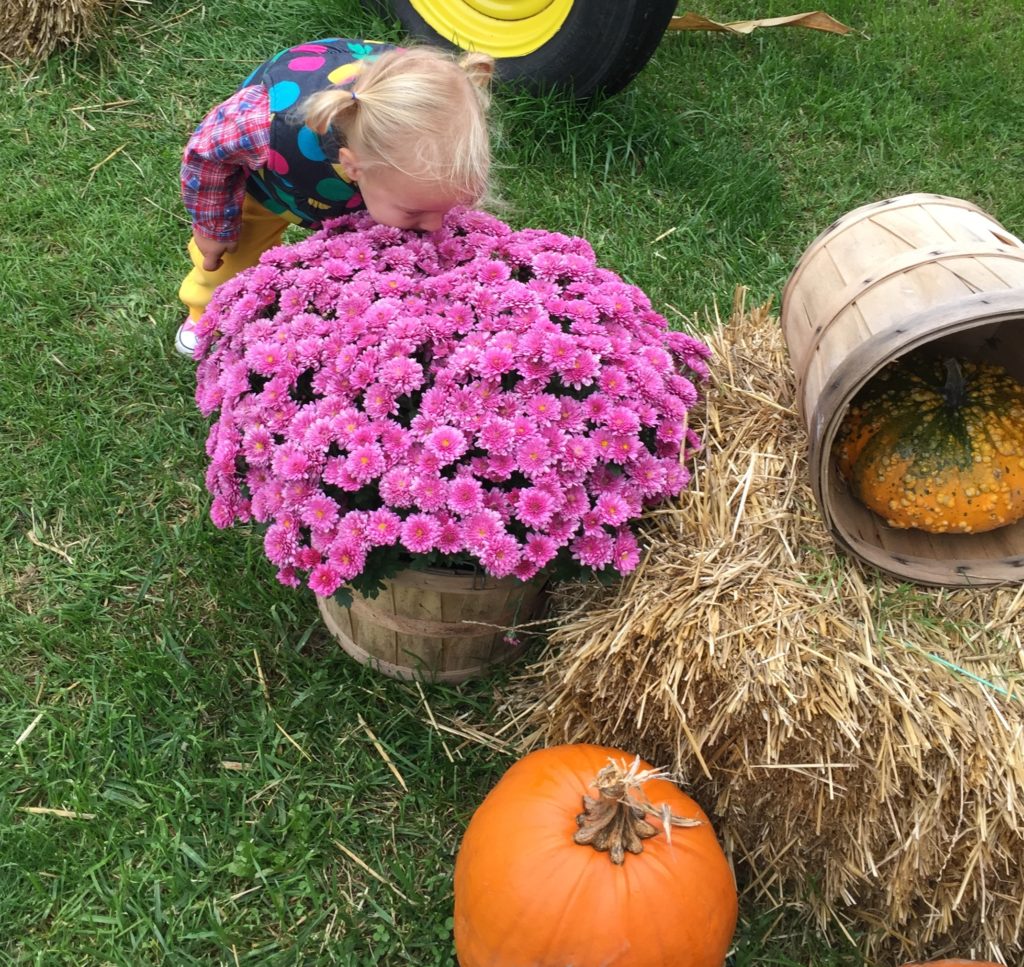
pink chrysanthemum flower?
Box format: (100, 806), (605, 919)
(195, 207), (711, 591)
(364, 508), (402, 546)
(449, 476), (485, 514)
(381, 355), (424, 395)
(328, 538), (367, 581)
(435, 518), (464, 555)
(272, 445), (310, 481)
(425, 425), (468, 464)
(478, 417), (515, 454)
(462, 510), (504, 555)
(242, 428), (274, 466)
(378, 468), (415, 507)
(613, 529), (641, 572)
(401, 513), (440, 554)
(303, 493), (340, 532)
(593, 491), (631, 527)
(264, 522), (299, 567)
(481, 533), (521, 578)
(571, 531), (614, 569)
(345, 445), (385, 484)
(514, 487), (557, 529)
(364, 384), (398, 419)
(308, 562), (343, 597)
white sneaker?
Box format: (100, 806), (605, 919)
(175, 318), (198, 356)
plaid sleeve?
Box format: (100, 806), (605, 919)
(181, 85), (271, 243)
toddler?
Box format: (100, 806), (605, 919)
(177, 39), (494, 354)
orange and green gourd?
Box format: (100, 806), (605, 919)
(834, 354), (1024, 533)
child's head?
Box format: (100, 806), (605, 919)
(304, 45), (495, 232)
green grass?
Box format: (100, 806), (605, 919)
(2, 0), (1022, 962)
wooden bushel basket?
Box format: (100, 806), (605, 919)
(781, 192), (1024, 585)
(317, 568), (547, 683)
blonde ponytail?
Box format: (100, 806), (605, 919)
(303, 87), (359, 137)
(458, 50), (496, 105)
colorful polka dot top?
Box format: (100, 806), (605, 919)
(242, 39), (396, 227)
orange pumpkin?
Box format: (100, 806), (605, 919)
(453, 744), (737, 967)
(901, 958), (1003, 966)
(900, 961), (1004, 966)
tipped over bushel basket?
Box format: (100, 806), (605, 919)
(781, 192), (1024, 586)
(318, 569), (547, 682)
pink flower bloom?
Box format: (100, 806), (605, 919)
(560, 436), (596, 476)
(364, 384), (398, 418)
(245, 340), (287, 376)
(604, 405), (641, 436)
(527, 394), (561, 425)
(547, 515), (579, 543)
(478, 417), (515, 454)
(436, 517), (464, 554)
(481, 533), (521, 577)
(449, 476), (485, 514)
(365, 508), (402, 545)
(242, 428), (274, 465)
(479, 345), (515, 378)
(599, 366), (629, 396)
(328, 538), (367, 580)
(345, 445), (385, 484)
(514, 487), (557, 529)
(524, 532), (558, 567)
(478, 452), (515, 481)
(591, 429), (617, 463)
(296, 546), (323, 570)
(276, 565), (301, 588)
(411, 472), (448, 511)
(195, 209), (710, 590)
(378, 468), (415, 507)
(613, 529), (641, 572)
(542, 332), (576, 365)
(303, 493), (340, 532)
(593, 491), (631, 527)
(272, 445), (310, 480)
(264, 522), (299, 566)
(401, 513), (440, 553)
(516, 435), (552, 476)
(381, 355), (424, 394)
(571, 531), (614, 569)
(209, 495), (236, 529)
(462, 510), (504, 554)
(425, 425), (468, 464)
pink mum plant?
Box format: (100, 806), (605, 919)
(195, 209), (710, 603)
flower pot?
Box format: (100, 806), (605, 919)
(317, 568), (547, 683)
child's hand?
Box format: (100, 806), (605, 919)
(193, 231), (238, 272)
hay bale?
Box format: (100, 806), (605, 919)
(508, 291), (1024, 964)
(0, 0), (118, 63)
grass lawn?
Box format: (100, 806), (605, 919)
(2, 0), (1022, 962)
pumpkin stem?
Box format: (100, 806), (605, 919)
(573, 757), (702, 865)
(942, 357), (966, 409)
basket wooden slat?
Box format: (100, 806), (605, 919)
(318, 569), (546, 683)
(781, 193), (1024, 586)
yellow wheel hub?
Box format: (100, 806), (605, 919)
(409, 0), (574, 58)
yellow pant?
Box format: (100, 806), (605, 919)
(178, 195), (297, 321)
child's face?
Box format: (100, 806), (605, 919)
(339, 148), (472, 233)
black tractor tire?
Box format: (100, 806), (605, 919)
(366, 0), (676, 99)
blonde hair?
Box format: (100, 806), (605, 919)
(304, 46), (494, 202)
